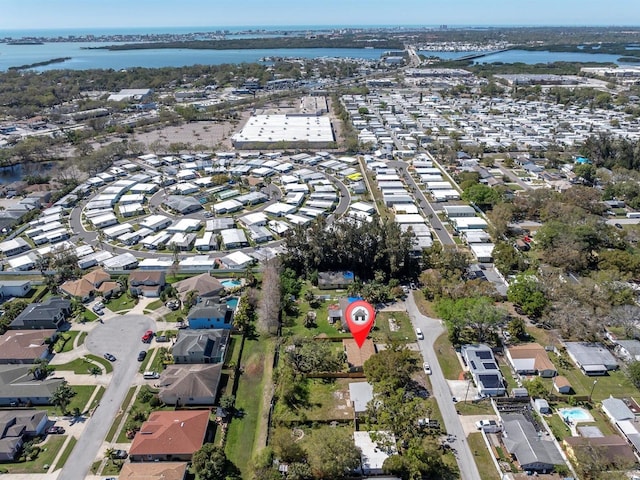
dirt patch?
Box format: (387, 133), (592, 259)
(132, 112), (251, 151)
(244, 355), (265, 377)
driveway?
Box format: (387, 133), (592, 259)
(406, 292), (481, 480)
(57, 313), (153, 480)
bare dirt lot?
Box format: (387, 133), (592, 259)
(132, 111), (252, 151)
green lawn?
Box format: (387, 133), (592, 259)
(468, 432), (500, 480)
(77, 331), (87, 346)
(145, 299), (164, 311)
(455, 399), (495, 416)
(138, 348), (156, 373)
(550, 352), (637, 401)
(55, 354), (113, 375)
(282, 294), (350, 338)
(273, 378), (355, 423)
(224, 335), (242, 368)
(412, 290), (438, 318)
(373, 311), (415, 343)
(434, 333), (462, 380)
(105, 294), (137, 312)
(82, 308), (98, 322)
(499, 362), (519, 392)
(225, 337), (275, 477)
(67, 385), (96, 414)
(53, 331), (80, 353)
(106, 386), (137, 443)
(53, 436), (77, 470)
(0, 435), (66, 473)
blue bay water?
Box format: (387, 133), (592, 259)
(0, 42), (389, 71)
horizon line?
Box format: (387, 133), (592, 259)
(2, 23), (640, 31)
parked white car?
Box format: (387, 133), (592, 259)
(475, 419), (501, 433)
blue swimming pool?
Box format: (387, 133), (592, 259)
(221, 280), (242, 289)
(226, 298), (239, 310)
(558, 407), (593, 423)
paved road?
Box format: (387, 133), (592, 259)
(495, 162), (530, 190)
(58, 313), (153, 480)
(406, 292), (481, 480)
(389, 159), (455, 246)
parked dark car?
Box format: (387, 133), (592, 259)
(137, 351), (147, 362)
(110, 449), (128, 459)
(46, 426), (65, 434)
(104, 353), (116, 362)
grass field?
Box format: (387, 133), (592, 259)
(455, 399), (495, 416)
(138, 348), (156, 373)
(434, 333), (462, 380)
(468, 432), (500, 480)
(273, 378), (355, 423)
(54, 436), (77, 470)
(373, 311), (415, 343)
(225, 337), (275, 477)
(77, 331), (87, 346)
(68, 385), (96, 413)
(282, 296), (349, 338)
(145, 299), (164, 310)
(105, 294), (137, 313)
(82, 308), (98, 322)
(0, 435), (66, 474)
(106, 386), (137, 443)
(56, 355), (113, 374)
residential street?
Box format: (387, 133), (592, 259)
(406, 292), (482, 480)
(56, 308), (154, 480)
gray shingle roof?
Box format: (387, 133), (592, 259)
(502, 413), (564, 469)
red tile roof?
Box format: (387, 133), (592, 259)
(129, 410), (209, 457)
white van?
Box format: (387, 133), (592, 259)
(143, 371), (160, 379)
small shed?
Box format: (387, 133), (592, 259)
(553, 376), (572, 394)
(511, 387), (529, 398)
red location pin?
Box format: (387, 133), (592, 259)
(345, 300), (375, 348)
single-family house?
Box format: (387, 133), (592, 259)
(353, 431), (397, 476)
(60, 268), (120, 302)
(601, 396), (635, 423)
(461, 344), (506, 396)
(348, 381), (374, 418)
(173, 273), (223, 304)
(343, 339), (376, 372)
(10, 298), (71, 330)
(0, 281), (32, 300)
(615, 340), (640, 362)
(158, 364), (223, 406)
(0, 410), (48, 461)
(0, 330), (56, 364)
(564, 342), (618, 376)
(0, 365), (65, 406)
(506, 343), (557, 378)
(318, 271), (355, 290)
(187, 300), (234, 330)
(172, 330), (229, 364)
(502, 413), (565, 473)
(119, 462), (189, 480)
(129, 270), (166, 297)
(129, 410), (211, 462)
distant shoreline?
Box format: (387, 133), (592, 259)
(86, 37), (404, 51)
(8, 57), (71, 70)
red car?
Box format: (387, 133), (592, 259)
(141, 330), (154, 343)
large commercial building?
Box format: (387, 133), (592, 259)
(232, 114), (335, 149)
